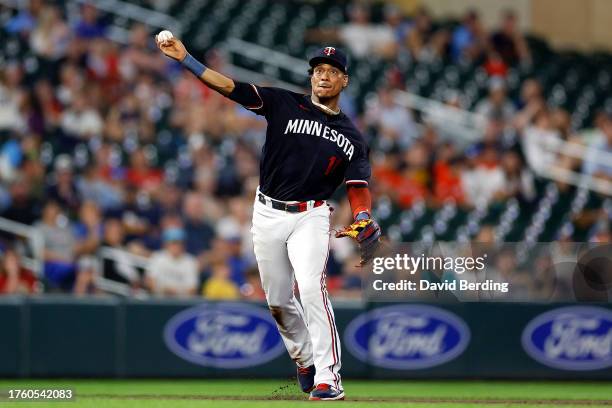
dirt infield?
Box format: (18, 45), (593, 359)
(84, 394), (612, 405)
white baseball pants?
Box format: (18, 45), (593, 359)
(251, 192), (342, 390)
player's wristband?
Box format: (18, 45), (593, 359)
(181, 53), (207, 77)
(355, 211), (370, 221)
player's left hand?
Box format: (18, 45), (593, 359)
(335, 218), (381, 265)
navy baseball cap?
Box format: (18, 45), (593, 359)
(309, 46), (349, 74)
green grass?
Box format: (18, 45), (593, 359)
(0, 379), (611, 407)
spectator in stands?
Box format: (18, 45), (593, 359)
(119, 23), (168, 80)
(0, 248), (37, 294)
(214, 217), (249, 289)
(306, 3), (396, 59)
(36, 200), (77, 291)
(396, 142), (430, 208)
(86, 38), (122, 93)
(126, 147), (163, 191)
(483, 50), (509, 78)
(451, 9), (487, 64)
(3, 0), (42, 36)
(461, 145), (505, 207)
(29, 5), (70, 61)
(514, 78), (545, 130)
(60, 92), (104, 143)
(406, 8), (449, 63)
(490, 9), (530, 66)
(0, 63), (26, 134)
(0, 133), (23, 183)
(0, 175), (39, 225)
(517, 78), (543, 110)
(383, 4), (411, 57)
(475, 77), (516, 123)
(202, 260), (240, 300)
(73, 200), (103, 256)
(146, 227), (198, 297)
(56, 63), (85, 107)
(46, 154), (80, 216)
(76, 164), (124, 212)
(582, 112), (612, 180)
(33, 79), (63, 131)
(240, 266), (266, 301)
(365, 87), (418, 151)
(433, 143), (466, 205)
(495, 151), (536, 203)
(73, 2), (106, 39)
(182, 191), (215, 257)
(156, 183), (183, 218)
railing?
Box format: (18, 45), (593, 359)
(393, 90), (487, 143)
(0, 217), (152, 296)
(522, 127), (612, 196)
(223, 38), (309, 77)
(96, 246), (150, 298)
(0, 217), (44, 276)
(223, 63), (305, 94)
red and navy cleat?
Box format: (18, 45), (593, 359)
(297, 365), (316, 393)
(309, 384), (345, 401)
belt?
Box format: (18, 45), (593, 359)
(257, 192), (325, 213)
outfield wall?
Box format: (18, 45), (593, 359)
(1, 296), (611, 379)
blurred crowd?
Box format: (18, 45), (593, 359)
(0, 1), (610, 300)
(308, 3), (531, 67)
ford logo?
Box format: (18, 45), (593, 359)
(344, 305), (470, 369)
(163, 303), (285, 368)
(522, 306), (612, 371)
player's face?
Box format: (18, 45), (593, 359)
(311, 64), (348, 99)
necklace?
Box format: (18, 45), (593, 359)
(310, 97), (340, 115)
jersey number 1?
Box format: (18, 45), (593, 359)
(325, 155), (342, 176)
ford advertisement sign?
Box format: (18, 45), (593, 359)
(344, 305), (470, 369)
(522, 306), (612, 371)
(163, 303), (284, 368)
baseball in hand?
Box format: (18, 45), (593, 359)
(157, 30), (174, 45)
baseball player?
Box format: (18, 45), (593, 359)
(156, 33), (380, 401)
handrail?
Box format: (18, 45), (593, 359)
(522, 127), (612, 196)
(98, 246), (150, 269)
(541, 165), (612, 196)
(225, 63), (306, 93)
(95, 246), (150, 297)
(223, 38), (309, 77)
(0, 217), (44, 276)
(393, 90), (488, 139)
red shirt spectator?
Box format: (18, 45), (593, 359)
(433, 160), (465, 204)
(126, 148), (163, 190)
(0, 250), (37, 294)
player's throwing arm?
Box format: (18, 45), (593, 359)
(155, 30), (235, 95)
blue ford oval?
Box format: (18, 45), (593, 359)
(522, 306), (612, 371)
(164, 303), (285, 368)
(344, 305), (470, 369)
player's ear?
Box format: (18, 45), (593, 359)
(343, 75), (348, 88)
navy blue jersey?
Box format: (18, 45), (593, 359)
(228, 82), (371, 201)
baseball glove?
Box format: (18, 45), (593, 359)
(335, 218), (381, 265)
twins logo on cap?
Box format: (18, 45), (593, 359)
(323, 47), (336, 56)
